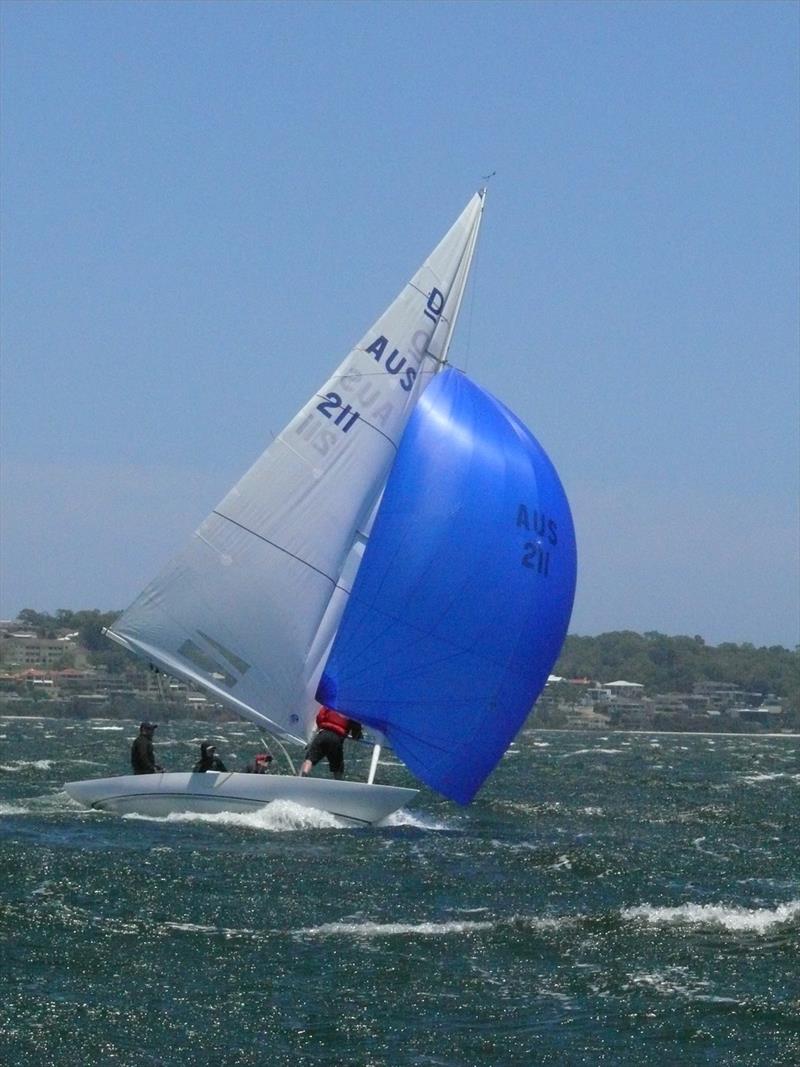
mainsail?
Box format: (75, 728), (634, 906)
(318, 368), (577, 804)
(107, 194), (486, 743)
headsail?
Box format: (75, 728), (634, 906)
(318, 368), (577, 803)
(107, 195), (485, 742)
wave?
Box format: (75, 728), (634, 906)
(377, 809), (453, 831)
(121, 799), (351, 832)
(162, 921), (258, 939)
(560, 748), (623, 758)
(0, 759), (54, 772)
(691, 836), (732, 861)
(0, 790), (89, 816)
(293, 913), (571, 940)
(740, 772), (800, 785)
(625, 967), (738, 1003)
(621, 900), (800, 933)
(493, 799), (563, 816)
(0, 714), (56, 720)
(295, 918), (495, 938)
(118, 801), (445, 834)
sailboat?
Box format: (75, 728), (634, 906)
(65, 190), (577, 824)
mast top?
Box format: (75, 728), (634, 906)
(479, 171), (496, 196)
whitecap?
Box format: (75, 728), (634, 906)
(162, 921), (257, 938)
(691, 837), (730, 861)
(621, 900), (800, 933)
(121, 798), (350, 832)
(293, 913), (571, 940)
(0, 759), (53, 772)
(627, 968), (713, 999)
(90, 725), (125, 732)
(0, 715), (52, 721)
(561, 748), (622, 758)
(550, 854), (573, 870)
(740, 772), (793, 785)
(495, 799), (562, 816)
(295, 918), (496, 939)
(377, 809), (452, 831)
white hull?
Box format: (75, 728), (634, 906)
(64, 771), (417, 825)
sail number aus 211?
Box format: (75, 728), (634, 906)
(517, 504), (557, 576)
(316, 392), (360, 432)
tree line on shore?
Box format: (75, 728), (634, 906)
(555, 630), (799, 713)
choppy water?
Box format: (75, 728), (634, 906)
(1, 718), (798, 1066)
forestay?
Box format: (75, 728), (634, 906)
(107, 195), (485, 743)
(318, 368), (577, 803)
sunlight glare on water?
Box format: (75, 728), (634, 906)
(1, 718), (798, 1066)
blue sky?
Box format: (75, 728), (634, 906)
(1, 0), (798, 648)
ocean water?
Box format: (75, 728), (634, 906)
(1, 718), (798, 1067)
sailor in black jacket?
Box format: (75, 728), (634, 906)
(131, 722), (163, 774)
(193, 741), (227, 773)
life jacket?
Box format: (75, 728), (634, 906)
(316, 706), (350, 737)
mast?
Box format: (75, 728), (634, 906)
(436, 186), (487, 372)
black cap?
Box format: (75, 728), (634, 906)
(140, 721), (157, 731)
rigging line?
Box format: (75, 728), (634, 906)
(154, 667), (169, 707)
(337, 355), (446, 380)
(407, 281), (433, 300)
(330, 365), (440, 379)
(209, 512), (337, 587)
(260, 732), (297, 775)
(437, 193), (485, 370)
(461, 219), (482, 376)
(309, 394), (399, 451)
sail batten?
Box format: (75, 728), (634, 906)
(105, 628), (304, 742)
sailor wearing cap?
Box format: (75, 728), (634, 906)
(131, 721), (164, 775)
(193, 741), (227, 773)
(244, 751), (273, 774)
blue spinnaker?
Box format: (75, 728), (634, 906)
(318, 368), (577, 804)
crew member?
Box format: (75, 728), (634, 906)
(131, 722), (163, 774)
(193, 741), (227, 772)
(244, 752), (273, 774)
(299, 706), (362, 781)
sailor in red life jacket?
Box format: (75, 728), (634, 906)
(299, 706), (363, 780)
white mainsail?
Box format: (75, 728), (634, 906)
(108, 193), (485, 743)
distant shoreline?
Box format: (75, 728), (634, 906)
(532, 727), (800, 739)
(2, 712), (798, 741)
